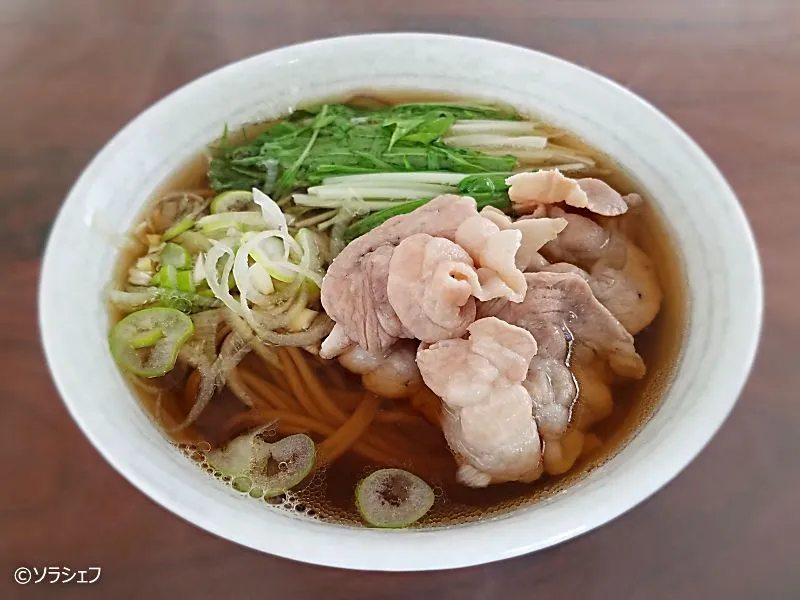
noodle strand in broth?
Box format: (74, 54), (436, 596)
(317, 394), (380, 465)
(286, 347), (350, 424)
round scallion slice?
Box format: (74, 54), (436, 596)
(175, 270), (195, 293)
(205, 430), (316, 498)
(355, 469), (434, 528)
(109, 307), (194, 377)
(251, 433), (316, 498)
(196, 212), (265, 233)
(206, 430), (261, 476)
(159, 243), (191, 269)
(151, 264), (178, 288)
(210, 190), (256, 213)
(172, 231), (212, 253)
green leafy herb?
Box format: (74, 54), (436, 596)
(208, 103), (518, 194)
(386, 102), (517, 121)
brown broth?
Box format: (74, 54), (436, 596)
(110, 93), (687, 527)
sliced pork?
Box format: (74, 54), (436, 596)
(386, 234), (480, 342)
(338, 341), (423, 399)
(533, 207), (618, 266)
(479, 206), (568, 270)
(589, 243), (662, 336)
(507, 170), (631, 216)
(321, 196), (486, 356)
(318, 188), (659, 485)
(417, 317), (542, 487)
(319, 322), (354, 359)
(455, 216), (526, 302)
(479, 271), (645, 475)
(479, 272), (645, 379)
(321, 195), (536, 356)
(536, 206), (662, 334)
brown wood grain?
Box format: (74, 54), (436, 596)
(1, 0), (798, 597)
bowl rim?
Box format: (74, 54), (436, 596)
(39, 32), (763, 571)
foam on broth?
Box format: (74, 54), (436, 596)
(110, 92), (687, 527)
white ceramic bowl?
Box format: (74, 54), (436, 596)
(39, 33), (762, 571)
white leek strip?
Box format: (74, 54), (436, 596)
(252, 188), (287, 231)
(546, 143), (598, 162)
(204, 241), (245, 317)
(233, 233), (279, 312)
(295, 228), (323, 274)
(262, 236), (291, 267)
(547, 162), (588, 172)
(264, 227), (323, 290)
(295, 229), (322, 287)
(240, 260), (320, 337)
(244, 230), (302, 281)
(248, 264), (275, 297)
(442, 134), (548, 151)
(292, 194), (408, 211)
(255, 260), (322, 287)
(192, 253), (206, 285)
(250, 237), (294, 282)
(306, 183), (452, 199)
(484, 148), (596, 166)
(448, 120), (541, 136)
(281, 230), (302, 260)
(243, 229), (301, 263)
(236, 233), (287, 327)
(321, 172), (466, 186)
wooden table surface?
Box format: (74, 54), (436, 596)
(2, 1), (798, 598)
